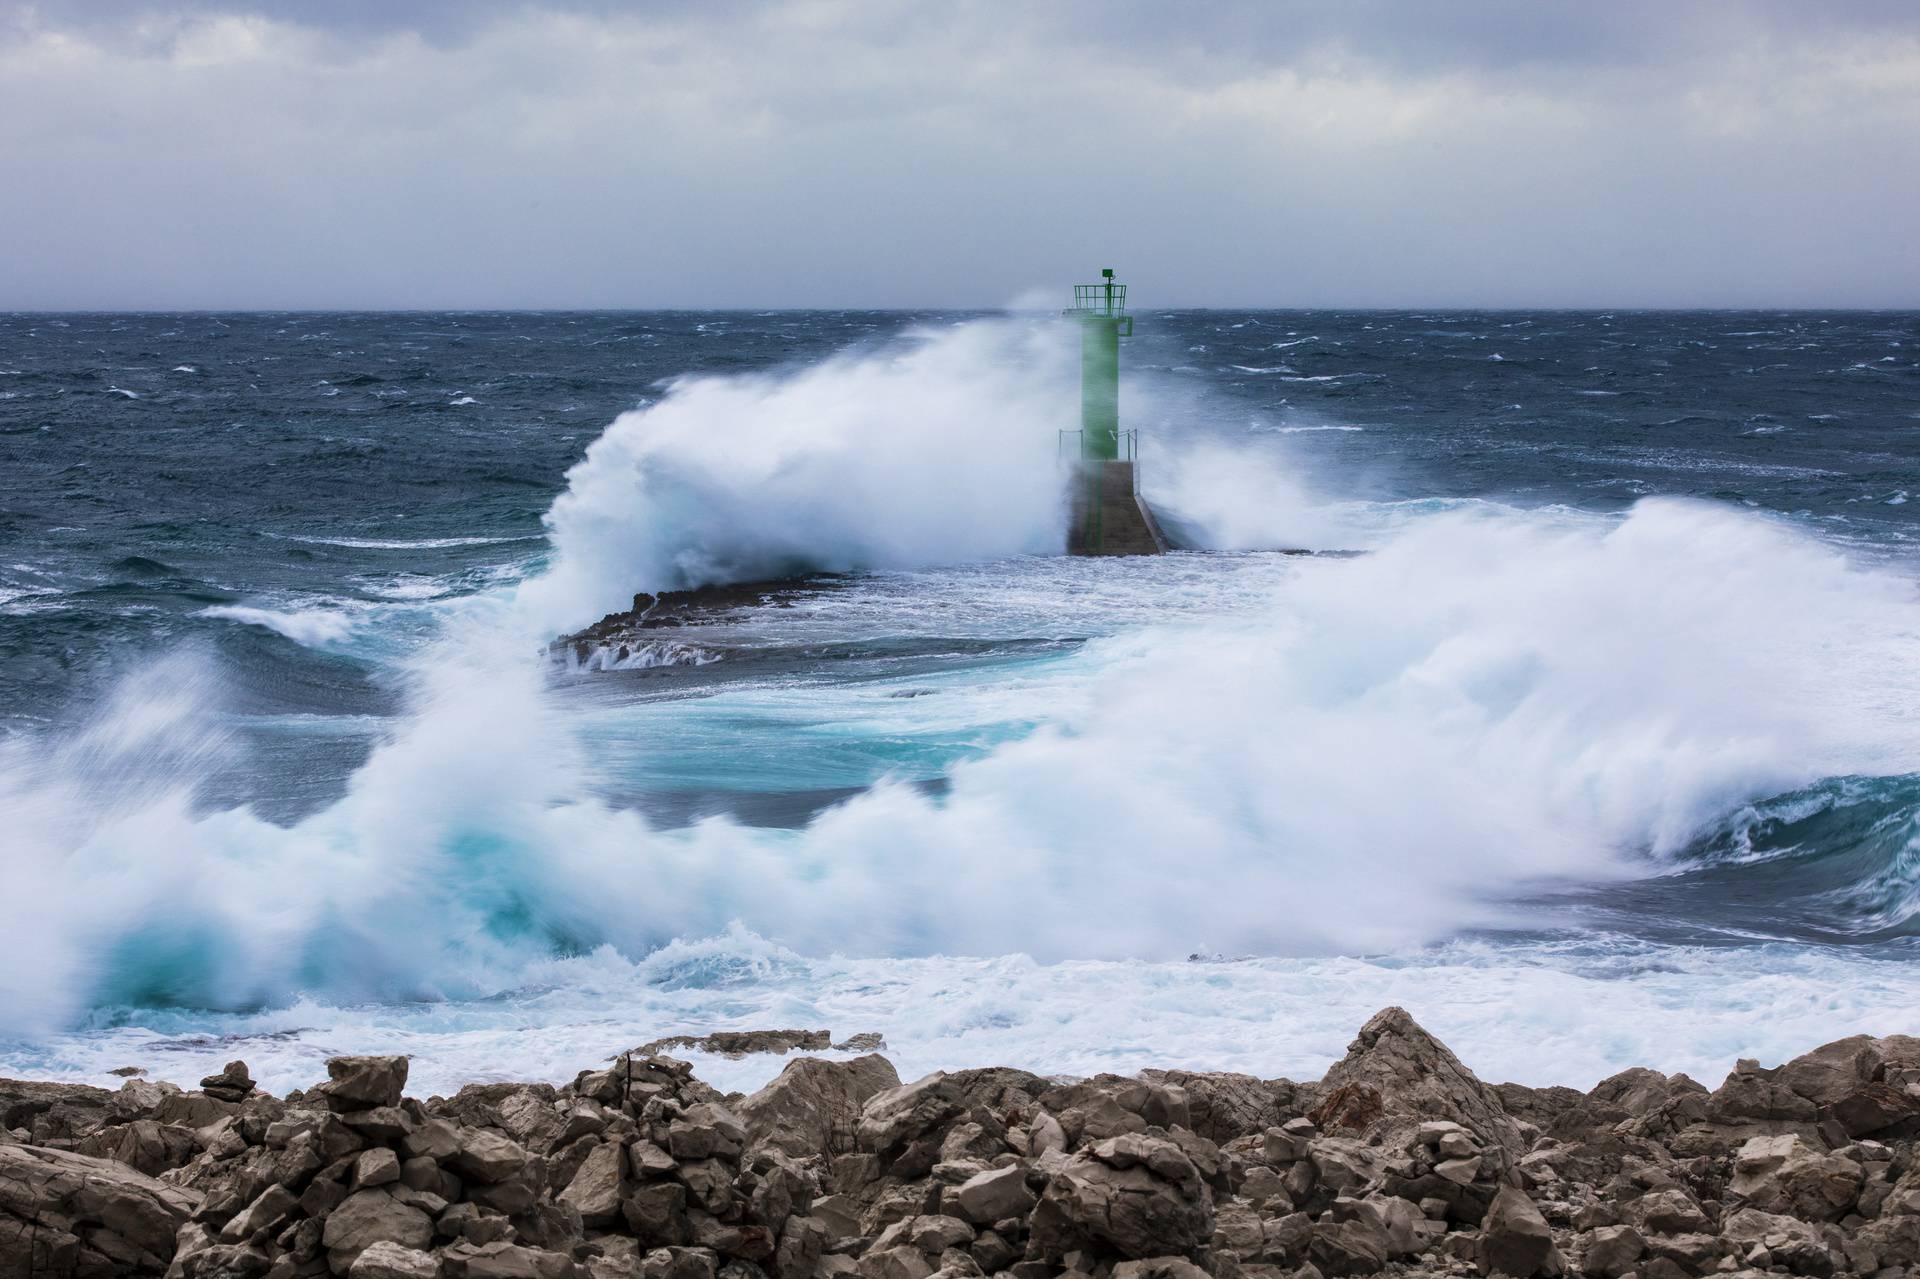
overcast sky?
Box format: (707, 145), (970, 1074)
(3, 0), (1917, 308)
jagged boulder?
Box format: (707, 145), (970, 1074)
(1380, 1117), (1504, 1226)
(0, 1079), (115, 1147)
(198, 1061), (256, 1105)
(1728, 1133), (1862, 1222)
(0, 1142), (201, 1277)
(441, 1239), (579, 1277)
(1479, 1185), (1565, 1277)
(558, 1139), (625, 1226)
(1776, 1034), (1920, 1139)
(1592, 1068), (1704, 1118)
(1306, 1195), (1431, 1275)
(1576, 1224), (1645, 1278)
(350, 1240), (441, 1278)
(1494, 1081), (1585, 1133)
(1030, 1131), (1215, 1261)
(856, 1073), (964, 1174)
(1140, 1069), (1301, 1143)
(320, 1056), (410, 1111)
(666, 1103), (747, 1161)
(1110, 1259), (1211, 1279)
(1042, 1075), (1192, 1147)
(446, 1126), (537, 1184)
(1317, 1007), (1526, 1155)
(738, 1055), (901, 1158)
(949, 1163), (1035, 1224)
(321, 1187), (435, 1268)
(1688, 1059), (1820, 1151)
(942, 1065), (1053, 1125)
(75, 1117), (202, 1175)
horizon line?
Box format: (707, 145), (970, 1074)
(6, 304), (1920, 316)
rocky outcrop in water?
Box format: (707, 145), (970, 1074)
(2, 1009), (1917, 1279)
(551, 580), (845, 670)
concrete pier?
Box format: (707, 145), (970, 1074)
(1067, 460), (1169, 556)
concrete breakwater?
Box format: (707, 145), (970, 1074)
(3, 1009), (1918, 1279)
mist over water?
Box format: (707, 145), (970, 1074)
(1, 309), (1917, 1090)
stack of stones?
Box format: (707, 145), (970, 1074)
(1, 1008), (1917, 1279)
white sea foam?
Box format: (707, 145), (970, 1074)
(356, 574), (462, 601)
(1143, 442), (1352, 551)
(7, 931), (1918, 1099)
(569, 640), (721, 672)
(518, 320), (1078, 633)
(283, 534), (542, 550)
(198, 604), (360, 646)
(7, 496), (1920, 1039)
(5, 318), (1920, 1076)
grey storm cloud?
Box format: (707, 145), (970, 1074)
(2, 0), (1917, 308)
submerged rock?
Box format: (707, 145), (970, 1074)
(636, 1030), (835, 1059)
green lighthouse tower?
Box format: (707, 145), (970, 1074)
(1070, 268), (1132, 461)
(1063, 268), (1167, 555)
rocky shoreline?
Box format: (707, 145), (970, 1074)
(3, 1009), (1917, 1279)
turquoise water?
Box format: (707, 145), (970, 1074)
(2, 308), (1917, 1092)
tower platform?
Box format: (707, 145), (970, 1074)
(1067, 460), (1169, 556)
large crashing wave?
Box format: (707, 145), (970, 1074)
(520, 321), (1082, 634)
(4, 321), (1920, 1036)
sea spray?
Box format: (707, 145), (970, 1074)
(5, 321), (1920, 1038)
(8, 499), (1920, 1034)
(520, 319), (1085, 633)
(1142, 440), (1350, 551)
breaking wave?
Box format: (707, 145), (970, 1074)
(518, 320), (1080, 633)
(4, 321), (1920, 1038)
(198, 604), (361, 647)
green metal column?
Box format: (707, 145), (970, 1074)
(1079, 315), (1120, 461)
(1066, 269), (1129, 463)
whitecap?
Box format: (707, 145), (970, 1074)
(280, 534), (544, 550)
(197, 604), (359, 646)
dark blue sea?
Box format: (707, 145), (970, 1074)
(2, 309), (1917, 1094)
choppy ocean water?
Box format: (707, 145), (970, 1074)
(1, 308), (1917, 1097)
